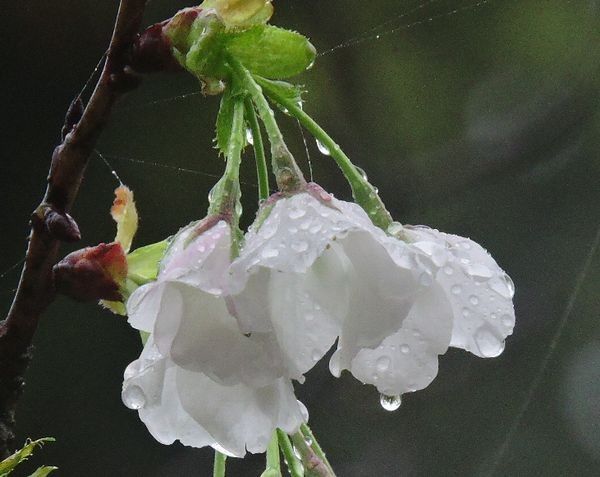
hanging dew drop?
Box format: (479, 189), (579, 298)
(245, 128), (254, 145)
(379, 393), (402, 411)
(355, 166), (369, 181)
(123, 385), (146, 410)
(316, 139), (331, 155)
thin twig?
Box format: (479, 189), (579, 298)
(0, 0), (148, 458)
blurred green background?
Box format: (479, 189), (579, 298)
(2, 0), (600, 475)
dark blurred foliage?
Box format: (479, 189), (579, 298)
(2, 0), (599, 475)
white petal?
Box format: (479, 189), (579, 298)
(176, 371), (306, 457)
(162, 220), (231, 293)
(405, 226), (515, 357)
(343, 283), (453, 396)
(122, 339), (216, 449)
(230, 193), (388, 291)
(154, 282), (282, 387)
(127, 282), (165, 332)
(332, 230), (428, 370)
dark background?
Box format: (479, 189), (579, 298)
(2, 0), (600, 475)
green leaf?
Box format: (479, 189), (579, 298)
(0, 438), (55, 477)
(224, 25), (316, 79)
(29, 466), (58, 477)
(127, 240), (169, 285)
(253, 76), (304, 108)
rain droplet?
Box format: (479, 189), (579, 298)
(443, 265), (454, 275)
(469, 295), (480, 306)
(123, 385), (146, 410)
(379, 393), (402, 411)
(316, 139), (330, 155)
(311, 349), (321, 361)
(489, 274), (515, 299)
(123, 361), (141, 380)
(245, 128), (254, 145)
(329, 354), (341, 377)
(400, 344), (411, 354)
(466, 263), (493, 279)
(462, 307), (471, 317)
(261, 248), (280, 259)
(288, 208), (307, 220)
(419, 271), (433, 287)
(501, 314), (513, 327)
(292, 241), (309, 252)
(451, 284), (462, 295)
(309, 223), (322, 233)
(474, 328), (505, 358)
(376, 356), (391, 371)
(355, 166), (368, 181)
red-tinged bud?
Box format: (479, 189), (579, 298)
(53, 242), (127, 302)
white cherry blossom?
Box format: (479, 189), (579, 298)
(229, 185), (515, 400)
(122, 218), (306, 457)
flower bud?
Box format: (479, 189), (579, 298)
(53, 242), (127, 302)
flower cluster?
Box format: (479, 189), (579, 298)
(122, 184), (515, 457)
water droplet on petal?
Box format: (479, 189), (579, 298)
(474, 328), (505, 357)
(376, 356), (391, 371)
(501, 313), (513, 327)
(123, 361), (141, 380)
(261, 248), (280, 259)
(311, 349), (321, 362)
(245, 128), (254, 145)
(489, 274), (515, 299)
(451, 284), (462, 295)
(123, 384), (146, 410)
(419, 271), (433, 287)
(400, 344), (411, 354)
(469, 295), (480, 306)
(466, 263), (493, 279)
(329, 354), (341, 377)
(462, 308), (471, 317)
(316, 139), (330, 155)
(292, 241), (309, 252)
(288, 208), (307, 220)
(379, 393), (402, 411)
(443, 265), (454, 275)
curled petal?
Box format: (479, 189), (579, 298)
(122, 339), (305, 457)
(157, 282), (282, 387)
(404, 226), (516, 358)
(339, 283), (453, 396)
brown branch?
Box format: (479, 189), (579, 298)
(0, 0), (148, 458)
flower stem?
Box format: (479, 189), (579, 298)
(291, 431), (336, 477)
(227, 55), (306, 194)
(207, 90), (245, 227)
(276, 429), (304, 477)
(260, 431), (282, 477)
(300, 424), (335, 475)
(255, 75), (393, 230)
(245, 96), (270, 201)
(213, 451), (227, 477)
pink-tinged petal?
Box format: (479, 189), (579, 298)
(162, 220), (231, 293)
